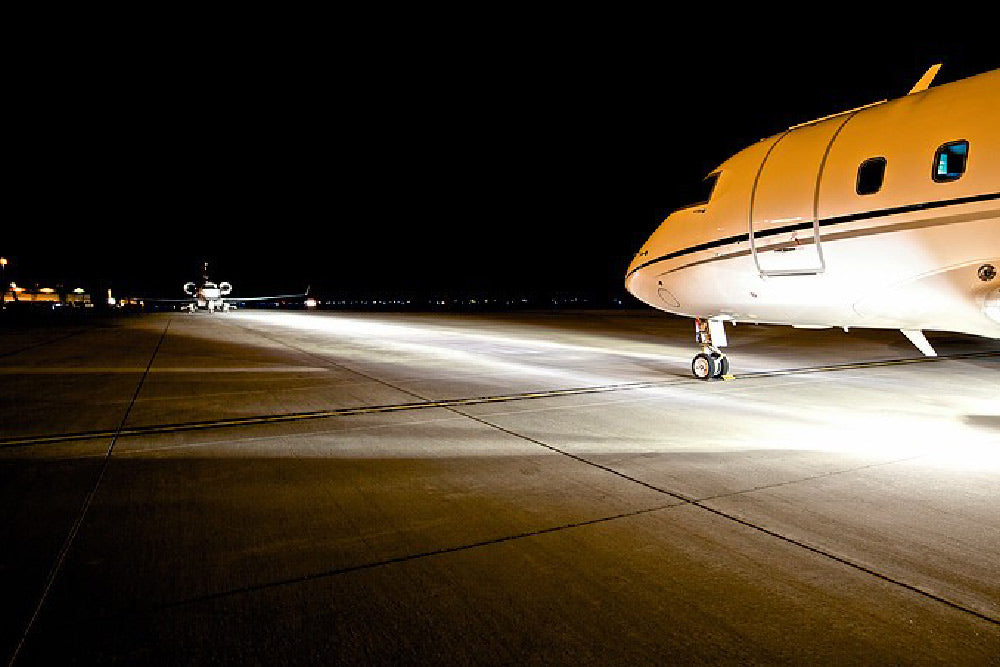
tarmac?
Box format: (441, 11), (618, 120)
(1, 310), (998, 664)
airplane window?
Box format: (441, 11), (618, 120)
(932, 140), (969, 182)
(856, 157), (886, 195)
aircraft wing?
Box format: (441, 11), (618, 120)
(140, 297), (196, 303)
(227, 287), (311, 302)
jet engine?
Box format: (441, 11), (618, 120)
(219, 282), (232, 296)
(183, 282), (197, 296)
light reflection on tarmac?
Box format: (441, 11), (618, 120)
(2, 310), (998, 664)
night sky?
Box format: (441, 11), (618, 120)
(7, 19), (998, 302)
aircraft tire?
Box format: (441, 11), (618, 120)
(711, 352), (729, 378)
(691, 353), (717, 380)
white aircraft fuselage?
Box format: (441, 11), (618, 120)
(184, 280), (233, 312)
(626, 68), (999, 376)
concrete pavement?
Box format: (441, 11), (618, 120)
(2, 310), (998, 664)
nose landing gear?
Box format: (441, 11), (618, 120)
(691, 318), (730, 380)
(691, 351), (729, 379)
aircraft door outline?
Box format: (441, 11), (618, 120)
(748, 111), (860, 276)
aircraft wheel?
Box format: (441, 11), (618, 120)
(711, 352), (730, 378)
(691, 353), (717, 380)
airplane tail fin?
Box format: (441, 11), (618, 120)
(908, 64), (942, 95)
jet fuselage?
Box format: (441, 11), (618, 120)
(626, 69), (1000, 341)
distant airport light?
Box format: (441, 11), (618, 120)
(73, 288), (85, 294)
(0, 257), (7, 267)
(304, 298), (318, 308)
(39, 287), (55, 294)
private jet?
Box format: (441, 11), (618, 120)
(152, 264), (310, 312)
(626, 65), (1000, 379)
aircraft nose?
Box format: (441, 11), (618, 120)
(625, 245), (652, 295)
(628, 246), (651, 273)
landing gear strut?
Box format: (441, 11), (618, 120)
(691, 318), (730, 380)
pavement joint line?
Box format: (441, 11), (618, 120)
(9, 319), (998, 629)
(120, 502), (687, 616)
(448, 409), (1000, 627)
(85, 447), (996, 623)
(696, 456), (924, 502)
(0, 326), (101, 359)
(17, 319), (998, 630)
(86, 444), (999, 626)
(121, 413), (472, 456)
(689, 499), (1000, 626)
(0, 380), (679, 448)
(2, 350), (996, 450)
(7, 317), (173, 667)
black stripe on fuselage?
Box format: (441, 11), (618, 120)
(626, 192), (1000, 279)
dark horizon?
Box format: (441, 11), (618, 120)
(6, 27), (998, 302)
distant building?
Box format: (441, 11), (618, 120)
(3, 285), (92, 307)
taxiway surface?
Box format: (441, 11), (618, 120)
(2, 310), (998, 664)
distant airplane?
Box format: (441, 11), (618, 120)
(626, 65), (1000, 379)
(151, 263), (310, 313)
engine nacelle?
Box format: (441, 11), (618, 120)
(219, 281), (232, 296)
(183, 282), (196, 296)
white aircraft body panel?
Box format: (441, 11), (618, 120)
(630, 214), (999, 335)
(626, 68), (1000, 377)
